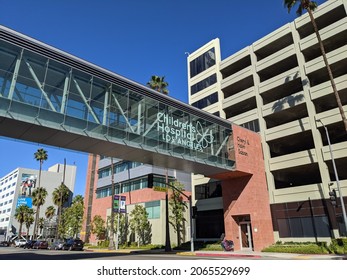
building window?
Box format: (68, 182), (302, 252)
(98, 161), (144, 179)
(191, 92), (218, 109)
(277, 216), (331, 238)
(190, 48), (216, 78)
(145, 201), (160, 219)
(195, 209), (224, 239)
(191, 74), (217, 95)
(98, 168), (111, 179)
(195, 181), (222, 200)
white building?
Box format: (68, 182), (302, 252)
(0, 163), (77, 241)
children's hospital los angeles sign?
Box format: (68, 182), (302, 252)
(156, 112), (214, 152)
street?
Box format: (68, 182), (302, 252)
(0, 246), (276, 260)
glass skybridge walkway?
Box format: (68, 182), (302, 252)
(0, 25), (234, 176)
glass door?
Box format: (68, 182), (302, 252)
(239, 222), (253, 250)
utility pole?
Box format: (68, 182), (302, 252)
(108, 158), (115, 250)
(165, 169), (171, 252)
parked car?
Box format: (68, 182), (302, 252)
(14, 238), (27, 247)
(62, 239), (84, 251)
(48, 240), (64, 250)
(32, 240), (48, 249)
(0, 241), (10, 247)
(23, 240), (37, 249)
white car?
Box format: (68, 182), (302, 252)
(14, 238), (27, 247)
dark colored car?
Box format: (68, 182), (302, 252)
(32, 240), (49, 249)
(0, 241), (10, 247)
(23, 240), (37, 249)
(62, 239), (84, 251)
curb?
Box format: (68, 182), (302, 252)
(195, 252), (261, 258)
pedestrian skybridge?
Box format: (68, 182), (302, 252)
(0, 25), (234, 176)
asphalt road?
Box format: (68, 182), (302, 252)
(0, 246), (273, 260)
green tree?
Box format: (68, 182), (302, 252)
(108, 212), (128, 246)
(45, 205), (55, 221)
(32, 187), (48, 239)
(34, 148), (48, 189)
(91, 215), (107, 241)
(52, 183), (70, 238)
(169, 181), (188, 247)
(45, 205), (56, 239)
(64, 195), (84, 238)
(284, 0), (347, 131)
(24, 208), (34, 239)
(38, 217), (45, 237)
(129, 205), (151, 246)
(14, 205), (31, 239)
(147, 75), (169, 94)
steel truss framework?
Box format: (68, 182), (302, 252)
(0, 26), (234, 174)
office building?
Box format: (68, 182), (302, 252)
(0, 163), (77, 241)
(82, 155), (192, 246)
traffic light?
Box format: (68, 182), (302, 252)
(329, 189), (337, 207)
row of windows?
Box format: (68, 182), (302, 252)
(0, 216), (10, 222)
(190, 48), (216, 78)
(0, 173), (18, 185)
(195, 180), (222, 200)
(190, 74), (217, 95)
(98, 161), (143, 179)
(277, 216), (331, 238)
(96, 176), (149, 198)
(191, 92), (218, 110)
(0, 199), (13, 207)
(1, 191), (14, 199)
(0, 182), (16, 193)
(96, 175), (175, 198)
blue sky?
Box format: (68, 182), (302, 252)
(1, 0), (326, 196)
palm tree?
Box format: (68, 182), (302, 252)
(45, 205), (56, 239)
(45, 205), (56, 221)
(34, 148), (48, 189)
(32, 187), (48, 239)
(38, 217), (45, 237)
(147, 75), (169, 94)
(52, 183), (70, 238)
(24, 209), (34, 239)
(284, 0), (347, 132)
(14, 205), (30, 239)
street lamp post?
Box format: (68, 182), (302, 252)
(317, 119), (347, 235)
(164, 169), (171, 252)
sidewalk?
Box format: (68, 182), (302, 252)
(178, 250), (346, 260)
(85, 247), (346, 260)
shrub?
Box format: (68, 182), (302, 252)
(328, 238), (347, 254)
(262, 242), (329, 254)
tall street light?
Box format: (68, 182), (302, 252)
(317, 119), (347, 235)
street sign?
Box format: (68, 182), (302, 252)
(153, 186), (167, 192)
(113, 195), (126, 213)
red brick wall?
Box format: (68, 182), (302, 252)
(220, 124), (274, 251)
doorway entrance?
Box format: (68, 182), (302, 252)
(239, 221), (253, 250)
